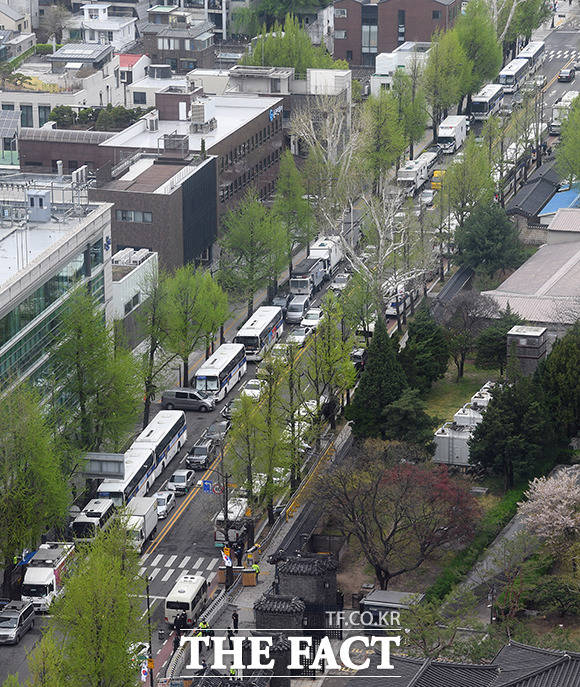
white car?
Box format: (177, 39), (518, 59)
(155, 490), (176, 519)
(300, 308), (323, 330)
(420, 189), (435, 207)
(167, 469), (195, 496)
(286, 327), (311, 347)
(330, 273), (351, 293)
(241, 378), (263, 400)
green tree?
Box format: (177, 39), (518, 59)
(382, 388), (438, 453)
(469, 378), (561, 490)
(272, 150), (313, 276)
(164, 266), (228, 387)
(536, 322), (580, 439)
(342, 271), (376, 345)
(445, 135), (495, 227)
(392, 66), (428, 161)
(240, 15), (347, 76)
(556, 96), (580, 184)
(455, 202), (523, 275)
(399, 305), (449, 392)
(227, 395), (263, 504)
(345, 317), (407, 438)
(533, 575), (580, 616)
(504, 0), (551, 46)
(220, 191), (286, 316)
(0, 385), (69, 595)
(456, 0), (502, 113)
(51, 288), (141, 452)
(476, 305), (523, 375)
(423, 29), (471, 137)
(50, 518), (147, 687)
(361, 89), (406, 194)
(48, 105), (76, 128)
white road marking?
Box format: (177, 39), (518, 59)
(179, 556), (191, 568)
(193, 557), (204, 569)
(141, 553), (151, 564)
(162, 568), (175, 582)
(151, 554), (163, 567)
(139, 566), (146, 576)
(166, 555), (177, 567)
(149, 567), (161, 581)
(206, 558), (218, 570)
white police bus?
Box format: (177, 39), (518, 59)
(516, 41), (545, 74)
(471, 84), (504, 120)
(97, 446), (156, 506)
(497, 58), (529, 93)
(193, 343), (247, 402)
(233, 306), (283, 361)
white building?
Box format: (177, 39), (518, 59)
(127, 64), (188, 108)
(370, 41), (431, 96)
(63, 4), (137, 52)
(111, 248), (157, 320)
(3, 0), (38, 29)
(0, 174), (113, 390)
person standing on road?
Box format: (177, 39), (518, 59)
(235, 545), (244, 567)
(252, 562), (260, 582)
(227, 627), (234, 650)
(232, 611), (239, 631)
(173, 633), (181, 654)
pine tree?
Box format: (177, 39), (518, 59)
(345, 317), (407, 438)
(475, 305), (523, 375)
(399, 305), (449, 392)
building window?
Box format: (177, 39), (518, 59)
(334, 8), (346, 18)
(115, 210), (152, 223)
(334, 30), (346, 39)
(20, 105), (33, 127)
(346, 50), (352, 62)
(38, 105), (51, 127)
(432, 10), (441, 19)
(133, 91), (146, 105)
(361, 24), (378, 54)
(2, 104), (14, 110)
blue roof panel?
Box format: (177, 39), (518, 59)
(539, 185), (580, 216)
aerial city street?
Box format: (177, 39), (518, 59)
(0, 0), (578, 686)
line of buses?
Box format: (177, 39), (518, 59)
(470, 41), (546, 120)
(96, 305), (285, 507)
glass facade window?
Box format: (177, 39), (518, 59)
(38, 105), (51, 127)
(20, 105), (33, 128)
(133, 91), (146, 105)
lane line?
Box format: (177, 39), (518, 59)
(193, 557), (204, 568)
(161, 568), (175, 582)
(206, 558), (218, 570)
(151, 554), (163, 567)
(165, 555), (177, 567)
(141, 553), (151, 564)
(149, 567), (161, 581)
(179, 555), (191, 568)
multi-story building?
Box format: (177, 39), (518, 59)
(333, 0), (460, 68)
(3, 0), (38, 29)
(63, 3), (137, 52)
(142, 10), (215, 74)
(0, 175), (113, 390)
(0, 3), (30, 32)
(119, 53), (151, 106)
(90, 148), (218, 269)
(127, 64), (188, 108)
(0, 26), (35, 61)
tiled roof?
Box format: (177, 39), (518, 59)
(493, 642), (580, 687)
(548, 207), (580, 233)
(278, 555), (337, 576)
(506, 162), (561, 218)
(119, 53), (144, 67)
(253, 594), (305, 614)
(415, 662), (499, 687)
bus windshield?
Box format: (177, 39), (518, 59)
(22, 583), (51, 597)
(71, 521), (97, 539)
(195, 376), (219, 392)
(471, 101), (487, 113)
(98, 490), (123, 507)
(233, 335), (259, 350)
(499, 74), (514, 85)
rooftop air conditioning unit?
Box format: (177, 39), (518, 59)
(146, 115), (159, 131)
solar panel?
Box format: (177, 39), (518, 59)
(0, 111), (20, 138)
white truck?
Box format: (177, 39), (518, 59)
(549, 91), (579, 135)
(437, 115), (468, 154)
(289, 257), (326, 297)
(308, 236), (343, 279)
(126, 497), (158, 552)
(213, 497), (249, 547)
(21, 542), (74, 612)
(396, 152), (439, 195)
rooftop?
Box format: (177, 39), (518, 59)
(49, 42), (112, 63)
(506, 161), (562, 218)
(119, 53), (145, 68)
(253, 594), (305, 614)
(101, 94), (283, 152)
(539, 183), (580, 216)
(549, 207), (580, 233)
(99, 156), (212, 194)
(278, 555), (337, 576)
(0, 4), (25, 20)
(483, 241), (580, 325)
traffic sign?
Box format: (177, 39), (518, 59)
(202, 480), (212, 493)
(212, 483), (224, 495)
(147, 657), (155, 669)
(223, 546), (231, 558)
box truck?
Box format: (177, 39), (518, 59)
(308, 236), (343, 279)
(126, 497), (158, 552)
(437, 115), (468, 154)
(21, 542), (74, 612)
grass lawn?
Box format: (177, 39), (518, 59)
(425, 360), (498, 423)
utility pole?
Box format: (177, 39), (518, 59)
(145, 576), (154, 687)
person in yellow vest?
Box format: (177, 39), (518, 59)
(229, 666), (237, 681)
(199, 619), (209, 637)
(252, 562), (260, 583)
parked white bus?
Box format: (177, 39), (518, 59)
(233, 306), (284, 361)
(97, 446), (156, 506)
(164, 574), (208, 626)
(497, 58), (529, 93)
(471, 84), (504, 120)
(516, 41), (545, 74)
(193, 343), (247, 402)
(133, 410), (187, 473)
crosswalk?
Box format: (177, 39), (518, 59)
(139, 552), (220, 595)
(545, 48), (579, 62)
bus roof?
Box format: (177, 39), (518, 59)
(473, 83), (503, 100)
(134, 410), (185, 446)
(195, 343), (245, 377)
(166, 574), (206, 601)
(517, 41), (545, 59)
(235, 307), (282, 337)
(98, 447), (153, 492)
(499, 58), (528, 76)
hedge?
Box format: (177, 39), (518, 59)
(34, 44), (63, 55)
(424, 487), (526, 601)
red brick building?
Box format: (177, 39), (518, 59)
(333, 0), (460, 67)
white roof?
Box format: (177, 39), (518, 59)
(549, 208), (580, 233)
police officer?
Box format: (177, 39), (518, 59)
(231, 610), (239, 631)
(227, 627), (234, 650)
(199, 619), (209, 637)
(229, 666), (237, 680)
(252, 562), (260, 583)
(173, 633), (181, 654)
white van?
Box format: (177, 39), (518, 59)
(164, 574), (207, 627)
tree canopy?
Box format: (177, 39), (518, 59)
(240, 15), (347, 77)
(475, 305), (523, 375)
(556, 96), (580, 184)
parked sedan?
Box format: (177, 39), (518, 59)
(205, 419), (231, 441)
(558, 67), (575, 83)
(167, 469), (195, 496)
(240, 378), (263, 400)
(155, 491), (176, 519)
(286, 326), (311, 347)
(300, 308), (324, 330)
(330, 273), (351, 293)
(271, 292), (292, 317)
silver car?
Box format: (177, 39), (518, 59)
(167, 469), (195, 496)
(155, 491), (176, 519)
